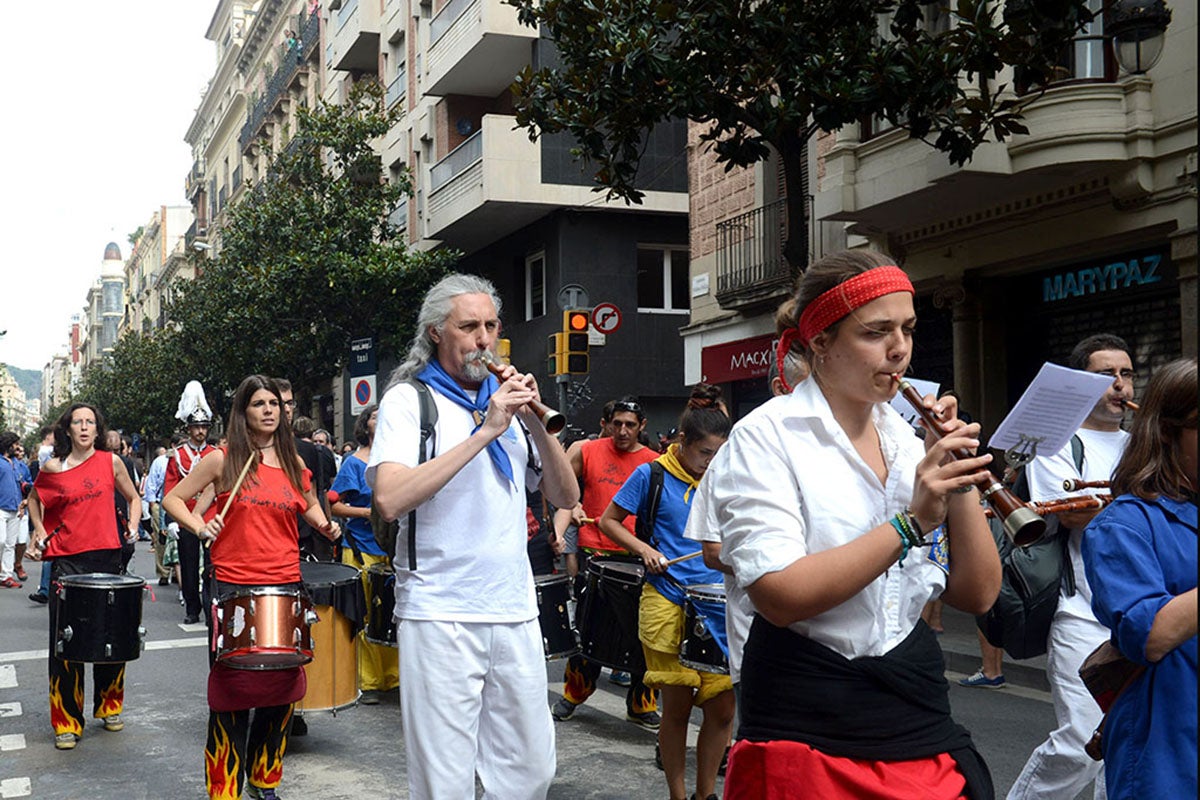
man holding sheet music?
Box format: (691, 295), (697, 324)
(1009, 333), (1136, 800)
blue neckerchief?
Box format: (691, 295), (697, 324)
(417, 359), (515, 485)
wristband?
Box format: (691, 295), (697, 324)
(889, 516), (914, 566)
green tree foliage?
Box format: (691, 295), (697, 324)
(73, 331), (185, 447)
(508, 0), (1095, 268)
(170, 80), (456, 404)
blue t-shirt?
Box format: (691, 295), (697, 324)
(612, 462), (724, 602)
(1083, 494), (1197, 799)
(330, 454), (385, 556)
(0, 456), (29, 512)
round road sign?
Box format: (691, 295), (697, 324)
(591, 303), (622, 334)
(355, 379), (372, 406)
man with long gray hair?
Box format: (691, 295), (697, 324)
(368, 273), (578, 799)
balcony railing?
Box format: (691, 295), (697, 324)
(431, 0), (473, 46)
(386, 67), (407, 109)
(430, 130), (483, 193)
(715, 198), (794, 310)
(184, 220), (207, 249)
(389, 198), (409, 231)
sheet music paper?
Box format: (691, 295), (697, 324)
(890, 378), (940, 430)
(988, 363), (1114, 456)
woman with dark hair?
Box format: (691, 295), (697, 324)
(599, 384), (734, 800)
(163, 375), (340, 800)
(330, 403), (399, 703)
(1082, 358), (1197, 799)
(27, 403), (142, 750)
(693, 250), (1000, 799)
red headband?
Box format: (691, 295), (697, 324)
(775, 265), (913, 394)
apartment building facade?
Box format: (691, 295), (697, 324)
(321, 0), (693, 430)
(122, 206), (195, 335)
(686, 4), (1196, 431)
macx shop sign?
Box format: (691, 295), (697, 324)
(1042, 250), (1167, 304)
(701, 334), (776, 384)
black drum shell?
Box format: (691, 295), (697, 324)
(364, 564), (397, 647)
(54, 573), (146, 664)
(576, 559), (645, 672)
(679, 585), (729, 675)
(535, 574), (578, 660)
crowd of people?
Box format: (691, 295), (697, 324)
(2, 258), (1194, 800)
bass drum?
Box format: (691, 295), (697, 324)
(297, 562), (363, 712)
(54, 573), (146, 663)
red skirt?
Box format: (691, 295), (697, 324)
(207, 663), (306, 713)
(724, 740), (968, 800)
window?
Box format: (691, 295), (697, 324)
(525, 252), (546, 321)
(863, 4), (953, 140)
(637, 246), (690, 313)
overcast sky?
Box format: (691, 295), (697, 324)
(1, 2), (216, 374)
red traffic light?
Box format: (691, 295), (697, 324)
(565, 309), (590, 332)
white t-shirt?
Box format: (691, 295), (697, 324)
(366, 380), (542, 623)
(1026, 426), (1129, 618)
(701, 377), (947, 661)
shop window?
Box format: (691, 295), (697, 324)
(525, 252), (546, 321)
(637, 246), (690, 313)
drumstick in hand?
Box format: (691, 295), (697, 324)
(204, 452), (257, 548)
(662, 551), (704, 567)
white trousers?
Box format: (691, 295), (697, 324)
(0, 509), (20, 579)
(397, 618), (556, 800)
(1007, 608), (1109, 800)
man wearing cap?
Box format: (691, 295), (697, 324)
(163, 411), (216, 624)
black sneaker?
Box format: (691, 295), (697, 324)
(290, 715), (307, 737)
(551, 698), (578, 721)
(29, 592), (48, 605)
(246, 786), (279, 800)
(626, 709), (661, 730)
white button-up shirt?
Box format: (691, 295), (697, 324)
(691, 377), (947, 661)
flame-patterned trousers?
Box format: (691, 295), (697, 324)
(47, 551), (127, 736)
(205, 704), (294, 800)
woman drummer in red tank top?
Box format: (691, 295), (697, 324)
(163, 375), (340, 800)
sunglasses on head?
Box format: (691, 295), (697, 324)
(613, 400), (642, 416)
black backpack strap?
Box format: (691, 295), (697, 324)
(636, 461), (665, 544)
(405, 379), (438, 570)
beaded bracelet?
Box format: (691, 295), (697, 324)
(888, 516), (913, 566)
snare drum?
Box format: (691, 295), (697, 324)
(297, 562), (362, 711)
(54, 573), (146, 663)
(214, 587), (314, 670)
(679, 583), (729, 675)
(364, 563), (396, 647)
(535, 574), (578, 660)
(576, 559), (645, 672)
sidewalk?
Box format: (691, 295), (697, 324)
(938, 606), (1051, 693)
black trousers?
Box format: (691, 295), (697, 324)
(176, 528), (209, 618)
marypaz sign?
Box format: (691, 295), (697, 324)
(701, 334), (776, 384)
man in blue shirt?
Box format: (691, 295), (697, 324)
(1, 431), (31, 588)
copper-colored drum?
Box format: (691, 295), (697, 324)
(214, 587), (314, 670)
(296, 562), (361, 711)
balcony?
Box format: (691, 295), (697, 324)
(185, 161), (205, 201)
(426, 0), (537, 97)
(389, 197), (409, 232)
(714, 198), (795, 312)
(817, 76), (1159, 241)
(240, 92), (270, 153)
(329, 0), (381, 73)
(385, 66), (407, 110)
(184, 220), (208, 249)
(425, 114), (687, 254)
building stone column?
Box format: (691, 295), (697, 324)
(1171, 226), (1197, 358)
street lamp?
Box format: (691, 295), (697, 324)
(1109, 0), (1173, 75)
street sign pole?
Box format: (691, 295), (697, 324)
(556, 373), (570, 430)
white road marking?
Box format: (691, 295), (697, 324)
(0, 777), (33, 798)
(0, 637), (206, 663)
(0, 702), (22, 718)
(0, 733), (26, 751)
(0, 665), (15, 688)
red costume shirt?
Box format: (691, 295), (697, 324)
(163, 441), (217, 512)
(35, 451), (121, 558)
(577, 437), (657, 551)
(210, 453), (311, 585)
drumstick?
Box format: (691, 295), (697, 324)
(661, 551), (704, 567)
(204, 452), (257, 548)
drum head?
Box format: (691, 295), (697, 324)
(59, 573), (146, 590)
(588, 560), (644, 584)
(300, 561), (360, 588)
(684, 583), (726, 602)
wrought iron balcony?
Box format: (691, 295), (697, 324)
(714, 198), (795, 311)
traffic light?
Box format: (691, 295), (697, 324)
(562, 310), (590, 374)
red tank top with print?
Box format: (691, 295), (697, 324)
(36, 451), (121, 558)
(577, 438), (658, 551)
(210, 451), (311, 585)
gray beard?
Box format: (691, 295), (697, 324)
(463, 353), (490, 383)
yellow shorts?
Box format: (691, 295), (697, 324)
(638, 582), (733, 707)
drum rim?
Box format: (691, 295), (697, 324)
(684, 583), (727, 601)
(217, 586), (306, 601)
(534, 573), (571, 586)
(58, 572), (146, 588)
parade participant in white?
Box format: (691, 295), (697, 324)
(1008, 334), (1135, 800)
(367, 274), (578, 800)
